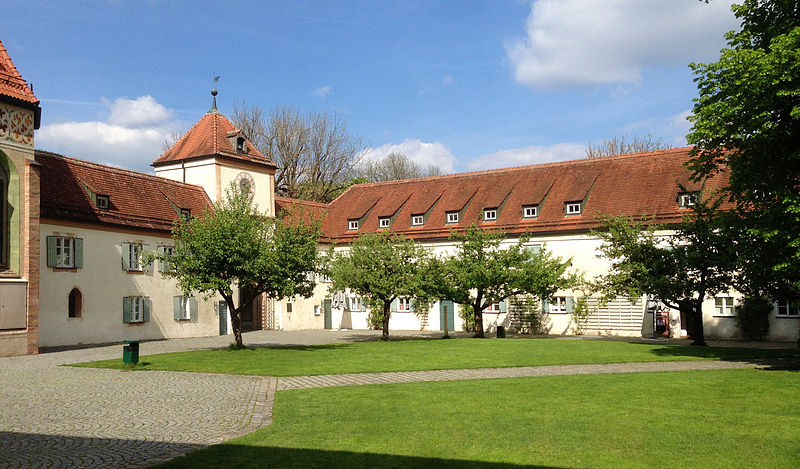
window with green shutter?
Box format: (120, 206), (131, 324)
(123, 296), (146, 323)
(46, 236), (83, 269)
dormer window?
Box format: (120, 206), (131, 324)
(411, 215), (424, 226)
(379, 217), (391, 228)
(96, 195), (109, 210)
(348, 220), (359, 231)
(522, 205), (538, 219)
(180, 208), (191, 220)
(679, 192), (698, 208)
(483, 209), (497, 221)
(236, 136), (247, 153)
(446, 212), (459, 224)
(565, 202), (582, 216)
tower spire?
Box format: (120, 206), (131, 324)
(209, 74), (221, 114)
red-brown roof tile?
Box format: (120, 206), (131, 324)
(322, 147), (730, 242)
(152, 111), (276, 169)
(275, 196), (328, 229)
(0, 40), (39, 105)
(37, 150), (213, 232)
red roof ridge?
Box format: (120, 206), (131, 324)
(354, 146), (696, 190)
(0, 40), (39, 104)
(35, 150), (208, 192)
(274, 196), (330, 208)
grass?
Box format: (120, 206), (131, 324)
(157, 368), (800, 468)
(73, 337), (798, 377)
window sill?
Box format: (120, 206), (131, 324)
(775, 315), (800, 319)
(53, 267), (78, 272)
(712, 315), (735, 318)
(126, 322), (145, 326)
(67, 316), (82, 320)
(125, 269), (145, 274)
(175, 318), (192, 322)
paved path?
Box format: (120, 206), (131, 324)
(1, 330), (796, 468)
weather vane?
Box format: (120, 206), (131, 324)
(210, 74), (221, 112)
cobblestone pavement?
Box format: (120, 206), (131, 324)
(1, 330), (796, 468)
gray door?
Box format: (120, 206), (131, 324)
(218, 301), (228, 335)
(323, 299), (332, 329)
(440, 300), (455, 331)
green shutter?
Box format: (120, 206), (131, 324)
(157, 246), (165, 273)
(190, 297), (198, 322)
(173, 296), (182, 320)
(410, 299), (416, 312)
(46, 236), (57, 267)
(390, 298), (398, 312)
(499, 299), (507, 313)
(121, 243), (131, 270)
(74, 238), (84, 269)
(542, 298), (550, 313)
(123, 297), (132, 323)
(566, 297), (575, 314)
(143, 297), (151, 322)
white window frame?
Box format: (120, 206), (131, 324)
(96, 195), (109, 210)
(551, 296), (567, 313)
(446, 212), (459, 224)
(55, 237), (75, 268)
(348, 220), (359, 231)
(178, 296), (192, 320)
(161, 246), (175, 273)
(483, 209), (497, 221)
(715, 297), (735, 316)
(522, 206), (538, 218)
(127, 243), (143, 271)
(486, 302), (500, 313)
(350, 297), (362, 311)
(411, 215), (424, 226)
(565, 203), (582, 215)
(679, 192), (698, 208)
(130, 297), (144, 323)
(379, 217), (391, 228)
(398, 297), (410, 312)
(776, 301), (799, 317)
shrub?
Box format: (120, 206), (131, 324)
(735, 297), (771, 340)
(508, 296), (551, 335)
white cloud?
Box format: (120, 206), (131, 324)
(466, 142), (586, 170)
(363, 139), (457, 172)
(312, 85), (333, 98)
(506, 0), (738, 88)
(37, 95), (183, 173)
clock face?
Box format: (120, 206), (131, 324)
(235, 172), (255, 194)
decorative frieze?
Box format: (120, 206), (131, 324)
(0, 104), (34, 147)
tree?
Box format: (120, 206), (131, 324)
(231, 103), (368, 202)
(327, 232), (431, 340)
(155, 184), (321, 347)
(686, 0), (800, 297)
(358, 152), (441, 182)
(595, 196), (736, 346)
(585, 134), (672, 158)
(433, 225), (578, 338)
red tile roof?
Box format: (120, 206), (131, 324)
(322, 147), (730, 242)
(0, 40), (39, 105)
(152, 111), (276, 169)
(275, 196), (329, 228)
(37, 150), (213, 232)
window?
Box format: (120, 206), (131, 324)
(398, 297), (410, 312)
(123, 243), (144, 271)
(679, 192), (698, 208)
(236, 136), (246, 153)
(123, 296), (149, 323)
(180, 208), (191, 220)
(446, 212), (459, 224)
(523, 205), (538, 218)
(286, 302), (293, 313)
(350, 297), (362, 311)
(379, 217), (391, 228)
(411, 215), (424, 226)
(68, 288), (82, 319)
(486, 302), (500, 313)
(483, 209), (497, 221)
(314, 305), (321, 316)
(158, 246), (175, 273)
(715, 297), (735, 316)
(565, 203), (582, 215)
(776, 300), (799, 317)
(549, 296), (568, 313)
(348, 220), (359, 230)
(47, 236), (84, 268)
(173, 296), (197, 321)
(96, 195), (109, 210)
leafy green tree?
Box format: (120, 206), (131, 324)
(434, 225), (578, 338)
(327, 232), (431, 340)
(155, 184), (320, 347)
(595, 196), (736, 346)
(687, 0), (800, 297)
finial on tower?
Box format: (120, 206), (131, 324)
(209, 74), (221, 114)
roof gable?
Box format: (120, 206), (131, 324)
(0, 40), (38, 105)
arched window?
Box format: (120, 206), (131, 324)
(68, 288), (82, 318)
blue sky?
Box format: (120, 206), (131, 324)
(3, 0), (739, 174)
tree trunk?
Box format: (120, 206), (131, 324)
(230, 308), (244, 348)
(691, 298), (707, 346)
(473, 300), (485, 338)
(382, 300), (391, 341)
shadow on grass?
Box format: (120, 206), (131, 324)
(637, 343), (800, 371)
(160, 445), (566, 469)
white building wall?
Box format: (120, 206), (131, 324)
(39, 222), (224, 347)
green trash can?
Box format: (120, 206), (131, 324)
(496, 326), (505, 338)
(123, 340), (140, 364)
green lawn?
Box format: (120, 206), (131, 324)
(74, 338), (798, 377)
(157, 369), (800, 468)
